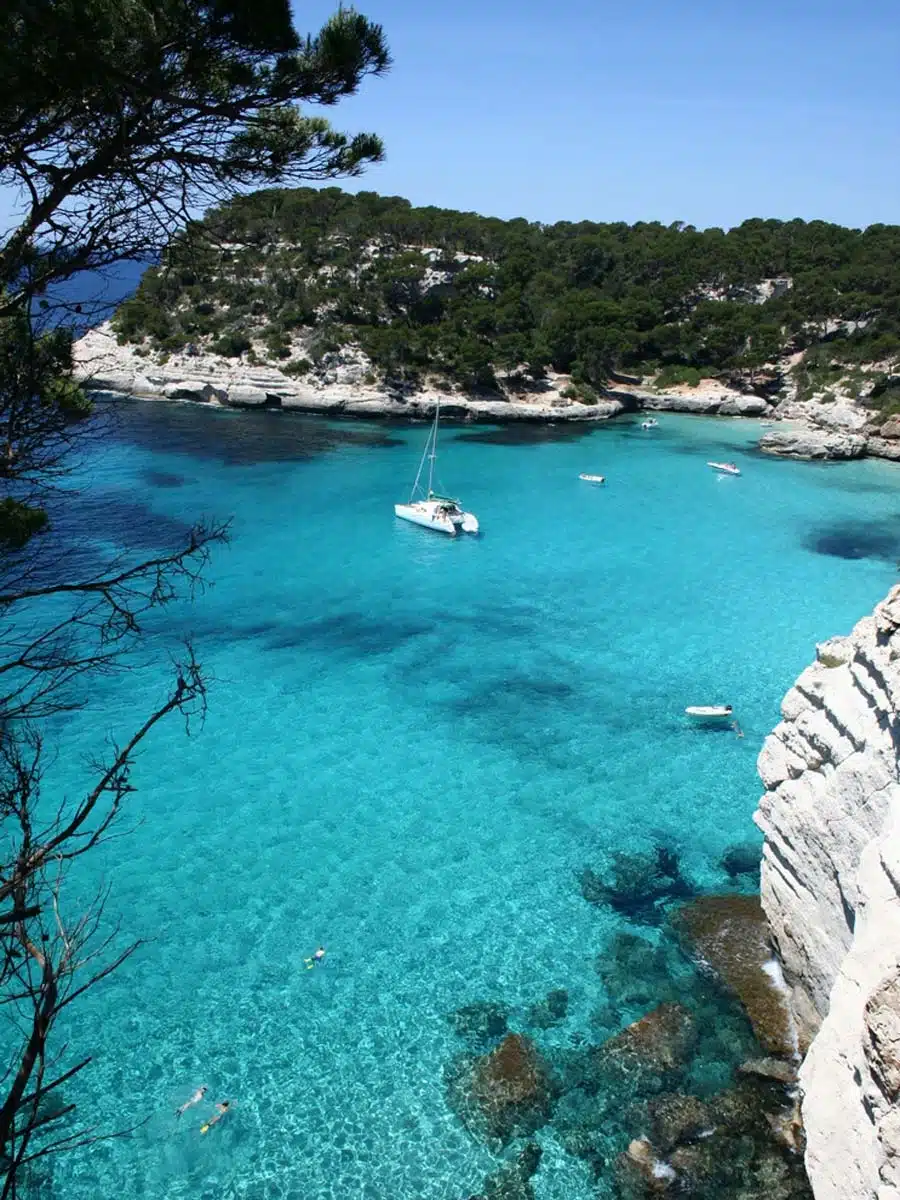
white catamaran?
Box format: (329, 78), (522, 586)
(394, 403), (479, 536)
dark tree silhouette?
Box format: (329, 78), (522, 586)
(0, 0), (390, 1189)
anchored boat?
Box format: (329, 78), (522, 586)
(685, 705), (734, 721)
(579, 473), (606, 484)
(394, 402), (479, 536)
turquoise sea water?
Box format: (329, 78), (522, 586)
(26, 403), (900, 1199)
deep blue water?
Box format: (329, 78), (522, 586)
(25, 403), (900, 1199)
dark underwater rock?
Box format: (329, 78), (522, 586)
(445, 1034), (554, 1146)
(579, 844), (694, 924)
(599, 1004), (698, 1073)
(468, 1143), (543, 1200)
(558, 1126), (609, 1179)
(526, 988), (569, 1029)
(739, 1057), (798, 1085)
(646, 1092), (714, 1152)
(614, 1137), (677, 1197)
(578, 1003), (698, 1101)
(720, 842), (762, 881)
(666, 1080), (812, 1198)
(596, 931), (673, 1007)
(670, 895), (794, 1056)
(613, 1078), (812, 1199)
(448, 1001), (511, 1046)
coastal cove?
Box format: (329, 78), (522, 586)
(36, 400), (900, 1200)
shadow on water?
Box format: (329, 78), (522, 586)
(53, 492), (197, 552)
(448, 674), (577, 716)
(805, 517), (900, 561)
(175, 609), (437, 659)
(452, 423), (601, 446)
(266, 611), (434, 656)
(94, 398), (404, 465)
(141, 468), (192, 489)
(670, 440), (756, 459)
(173, 599), (546, 661)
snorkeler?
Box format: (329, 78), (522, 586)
(200, 1101), (231, 1134)
(303, 946), (326, 970)
(175, 1084), (207, 1118)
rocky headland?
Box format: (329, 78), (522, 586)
(756, 586), (900, 1200)
(73, 324), (900, 462)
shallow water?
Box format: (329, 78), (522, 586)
(22, 403), (900, 1199)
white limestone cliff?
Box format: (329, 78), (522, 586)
(755, 588), (900, 1200)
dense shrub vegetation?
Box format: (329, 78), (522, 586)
(113, 187), (900, 392)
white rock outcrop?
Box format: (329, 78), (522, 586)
(759, 427), (868, 459)
(72, 324), (624, 423)
(755, 588), (900, 1200)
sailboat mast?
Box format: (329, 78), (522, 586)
(426, 401), (439, 497)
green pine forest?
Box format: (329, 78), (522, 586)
(112, 187), (900, 410)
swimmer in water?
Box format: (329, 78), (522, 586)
(175, 1085), (207, 1118)
(200, 1101), (230, 1134)
(303, 946), (326, 970)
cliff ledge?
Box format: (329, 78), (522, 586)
(756, 586), (900, 1200)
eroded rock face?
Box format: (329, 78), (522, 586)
(864, 970), (900, 1102)
(755, 584), (900, 1200)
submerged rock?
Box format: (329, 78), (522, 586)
(625, 1079), (813, 1199)
(596, 931), (673, 1008)
(580, 844), (694, 924)
(446, 1034), (554, 1145)
(646, 1092), (714, 1152)
(720, 842), (762, 881)
(614, 1136), (677, 1196)
(671, 894), (795, 1056)
(585, 1003), (698, 1093)
(468, 1142), (543, 1200)
(525, 988), (569, 1029)
(739, 1057), (799, 1085)
(448, 1001), (510, 1046)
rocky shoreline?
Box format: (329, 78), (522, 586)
(73, 326), (900, 463)
(756, 588), (900, 1200)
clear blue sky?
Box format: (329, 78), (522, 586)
(298, 0), (900, 229)
(0, 1), (896, 237)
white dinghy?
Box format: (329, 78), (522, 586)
(707, 461), (741, 476)
(394, 402), (479, 537)
(579, 473), (606, 484)
(685, 705), (734, 721)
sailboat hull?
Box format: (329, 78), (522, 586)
(395, 401), (480, 535)
(394, 502), (478, 536)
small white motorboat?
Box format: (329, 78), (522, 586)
(685, 705), (734, 721)
(641, 418), (659, 430)
(395, 402), (479, 537)
(707, 461), (741, 476)
(579, 473), (605, 484)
